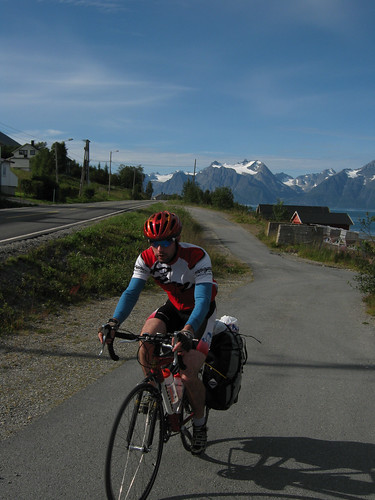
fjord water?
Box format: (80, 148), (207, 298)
(332, 209), (375, 235)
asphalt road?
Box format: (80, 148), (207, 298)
(1, 207), (374, 499)
(0, 200), (155, 243)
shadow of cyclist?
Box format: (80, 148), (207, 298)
(203, 436), (375, 498)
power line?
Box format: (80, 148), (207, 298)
(0, 120), (44, 142)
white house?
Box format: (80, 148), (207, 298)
(10, 141), (39, 170)
(0, 158), (18, 195)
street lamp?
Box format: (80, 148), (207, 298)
(55, 138), (73, 184)
(108, 150), (119, 196)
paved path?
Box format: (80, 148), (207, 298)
(1, 208), (374, 499)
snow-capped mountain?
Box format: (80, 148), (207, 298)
(145, 159), (375, 208)
(147, 159), (296, 205)
(296, 160), (375, 208)
(276, 169), (337, 193)
(147, 170), (193, 196)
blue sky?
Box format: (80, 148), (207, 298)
(1, 0), (374, 178)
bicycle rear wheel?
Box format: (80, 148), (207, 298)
(105, 383), (164, 500)
(179, 394), (194, 452)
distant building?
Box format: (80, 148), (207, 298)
(0, 132), (21, 195)
(291, 209), (353, 231)
(256, 204), (330, 220)
(8, 141), (39, 171)
(0, 156), (18, 195)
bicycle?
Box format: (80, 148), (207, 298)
(100, 327), (206, 500)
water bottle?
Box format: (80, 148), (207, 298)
(174, 373), (184, 400)
(162, 368), (178, 405)
(173, 373), (184, 413)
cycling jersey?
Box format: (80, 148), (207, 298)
(133, 242), (217, 310)
(113, 242), (217, 342)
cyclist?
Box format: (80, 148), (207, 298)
(99, 210), (217, 455)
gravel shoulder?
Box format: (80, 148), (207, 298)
(0, 223), (251, 441)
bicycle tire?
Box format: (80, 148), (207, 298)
(179, 394), (194, 452)
(105, 383), (164, 500)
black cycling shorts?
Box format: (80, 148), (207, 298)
(150, 299), (216, 340)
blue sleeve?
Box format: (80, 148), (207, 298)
(186, 282), (212, 333)
(113, 277), (146, 324)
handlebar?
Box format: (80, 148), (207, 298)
(99, 327), (175, 362)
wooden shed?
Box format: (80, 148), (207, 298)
(290, 210), (353, 230)
(256, 204), (330, 220)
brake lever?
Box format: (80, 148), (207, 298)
(99, 330), (107, 357)
(99, 325), (119, 361)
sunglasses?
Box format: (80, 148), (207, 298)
(149, 238), (175, 248)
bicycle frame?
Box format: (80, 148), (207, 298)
(143, 343), (192, 433)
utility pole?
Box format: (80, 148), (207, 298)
(84, 139), (90, 185)
(193, 158), (196, 183)
(55, 143), (59, 184)
(108, 149), (119, 196)
(79, 139), (90, 196)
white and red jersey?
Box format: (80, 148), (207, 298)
(132, 242), (217, 311)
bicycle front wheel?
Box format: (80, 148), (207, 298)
(105, 383), (164, 500)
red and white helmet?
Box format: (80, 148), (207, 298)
(143, 211), (182, 240)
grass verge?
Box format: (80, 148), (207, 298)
(0, 203), (250, 334)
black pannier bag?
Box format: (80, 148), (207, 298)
(203, 316), (247, 411)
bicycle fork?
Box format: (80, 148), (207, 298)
(127, 390), (159, 453)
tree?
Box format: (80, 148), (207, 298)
(202, 189), (212, 205)
(52, 141), (70, 177)
(89, 163), (108, 184)
(145, 181), (153, 199)
(182, 180), (203, 203)
(272, 199), (288, 222)
(30, 147), (54, 177)
(117, 164), (145, 196)
(211, 186), (234, 209)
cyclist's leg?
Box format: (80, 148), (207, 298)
(180, 305), (216, 454)
(180, 350), (209, 455)
(180, 349), (206, 419)
(181, 303), (217, 420)
(139, 317), (167, 376)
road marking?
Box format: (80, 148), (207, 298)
(0, 209), (132, 243)
(4, 211), (60, 219)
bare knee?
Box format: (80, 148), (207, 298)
(179, 350), (206, 385)
(141, 317), (167, 335)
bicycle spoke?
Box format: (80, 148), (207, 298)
(106, 385), (164, 500)
(120, 411), (154, 499)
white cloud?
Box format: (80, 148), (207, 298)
(267, 0), (363, 35)
(37, 0), (127, 12)
(1, 47), (192, 114)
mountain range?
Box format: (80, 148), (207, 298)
(145, 159), (375, 209)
